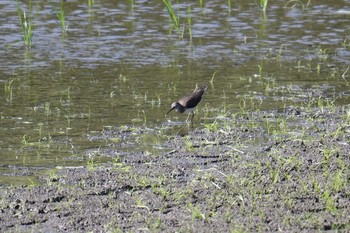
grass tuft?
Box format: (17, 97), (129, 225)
(16, 0), (34, 48)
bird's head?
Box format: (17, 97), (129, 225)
(165, 102), (179, 116)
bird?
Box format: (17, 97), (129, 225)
(166, 83), (207, 122)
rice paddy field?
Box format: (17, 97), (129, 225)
(0, 0), (350, 232)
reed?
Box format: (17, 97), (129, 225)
(16, 0), (33, 48)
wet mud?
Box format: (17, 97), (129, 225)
(1, 106), (350, 232)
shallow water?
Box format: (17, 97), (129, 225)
(0, 0), (349, 185)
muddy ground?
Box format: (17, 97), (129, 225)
(1, 105), (350, 232)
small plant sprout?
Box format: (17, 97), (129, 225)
(21, 134), (29, 145)
(187, 202), (205, 221)
(184, 136), (193, 151)
(316, 63), (321, 75)
(342, 66), (349, 80)
(332, 169), (345, 192)
(38, 123), (44, 138)
(44, 102), (51, 117)
(142, 110), (147, 125)
(210, 71), (218, 85)
(204, 120), (219, 131)
(257, 64), (263, 76)
(284, 0), (311, 10)
(4, 79), (15, 103)
(322, 189), (337, 213)
(66, 87), (72, 103)
(87, 157), (96, 170)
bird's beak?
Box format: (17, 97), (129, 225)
(165, 106), (175, 116)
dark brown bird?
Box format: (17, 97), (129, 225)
(166, 83), (207, 122)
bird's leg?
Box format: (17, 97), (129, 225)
(185, 112), (194, 123)
(186, 113), (190, 122)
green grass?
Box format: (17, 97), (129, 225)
(284, 0), (311, 10)
(197, 0), (204, 8)
(161, 1), (194, 39)
(259, 0), (268, 12)
(162, 0), (180, 33)
(57, 0), (68, 34)
(4, 78), (15, 103)
(210, 71), (218, 85)
(227, 0), (232, 12)
(16, 0), (34, 48)
(187, 5), (192, 40)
